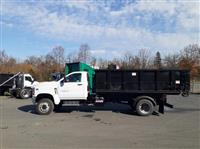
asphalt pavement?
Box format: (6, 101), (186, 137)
(0, 94), (200, 149)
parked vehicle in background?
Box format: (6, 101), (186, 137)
(32, 62), (190, 116)
(0, 72), (37, 99)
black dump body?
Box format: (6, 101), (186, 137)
(0, 74), (14, 94)
(0, 73), (25, 95)
(0, 74), (14, 86)
(94, 69), (190, 96)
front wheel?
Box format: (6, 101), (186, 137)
(136, 99), (154, 116)
(36, 98), (54, 115)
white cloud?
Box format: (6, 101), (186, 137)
(177, 1), (200, 31)
(134, 0), (177, 15)
(2, 0), (200, 58)
(91, 49), (107, 55)
(0, 21), (13, 28)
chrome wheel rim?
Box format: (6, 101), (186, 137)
(22, 90), (29, 98)
(39, 102), (50, 113)
(139, 103), (150, 114)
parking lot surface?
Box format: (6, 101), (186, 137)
(0, 95), (200, 149)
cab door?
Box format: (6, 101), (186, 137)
(58, 72), (87, 100)
(24, 75), (33, 88)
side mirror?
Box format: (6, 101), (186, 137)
(60, 79), (65, 86)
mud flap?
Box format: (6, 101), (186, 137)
(158, 99), (165, 114)
(165, 102), (174, 108)
(158, 97), (174, 114)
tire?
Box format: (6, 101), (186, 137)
(36, 98), (54, 115)
(20, 89), (31, 99)
(136, 99), (154, 116)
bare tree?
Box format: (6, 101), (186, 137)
(77, 44), (91, 63)
(51, 46), (65, 65)
(179, 44), (200, 78)
(49, 46), (65, 72)
(121, 52), (134, 69)
(97, 58), (109, 69)
(180, 44), (200, 64)
(25, 56), (42, 66)
(163, 53), (179, 68)
(65, 51), (78, 63)
(137, 49), (152, 69)
(0, 50), (9, 64)
(116, 50), (152, 69)
(90, 56), (97, 67)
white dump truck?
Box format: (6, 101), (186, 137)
(32, 62), (190, 116)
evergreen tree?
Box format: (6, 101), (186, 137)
(154, 51), (162, 69)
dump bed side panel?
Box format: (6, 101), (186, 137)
(94, 70), (190, 94)
(140, 71), (155, 90)
(0, 74), (14, 87)
(0, 74), (14, 95)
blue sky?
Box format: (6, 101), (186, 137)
(1, 0), (200, 59)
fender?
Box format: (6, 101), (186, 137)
(132, 96), (156, 108)
(53, 94), (60, 105)
(35, 93), (61, 105)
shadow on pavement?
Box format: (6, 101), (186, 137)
(56, 103), (137, 116)
(18, 103), (200, 116)
(17, 103), (137, 116)
(18, 105), (36, 114)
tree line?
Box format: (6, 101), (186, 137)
(0, 44), (199, 81)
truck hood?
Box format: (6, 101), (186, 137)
(33, 81), (60, 96)
(32, 81), (39, 87)
(35, 81), (58, 88)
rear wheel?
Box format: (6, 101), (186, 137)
(136, 99), (154, 116)
(36, 98), (54, 115)
(20, 89), (31, 99)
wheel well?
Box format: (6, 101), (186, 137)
(36, 94), (54, 103)
(24, 87), (32, 90)
(22, 87), (31, 89)
(132, 96), (156, 108)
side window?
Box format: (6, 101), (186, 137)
(66, 73), (81, 82)
(25, 76), (32, 82)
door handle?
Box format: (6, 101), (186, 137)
(77, 84), (82, 86)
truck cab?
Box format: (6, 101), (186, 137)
(32, 71), (89, 114)
(58, 72), (88, 100)
(23, 74), (34, 88)
(11, 73), (37, 99)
